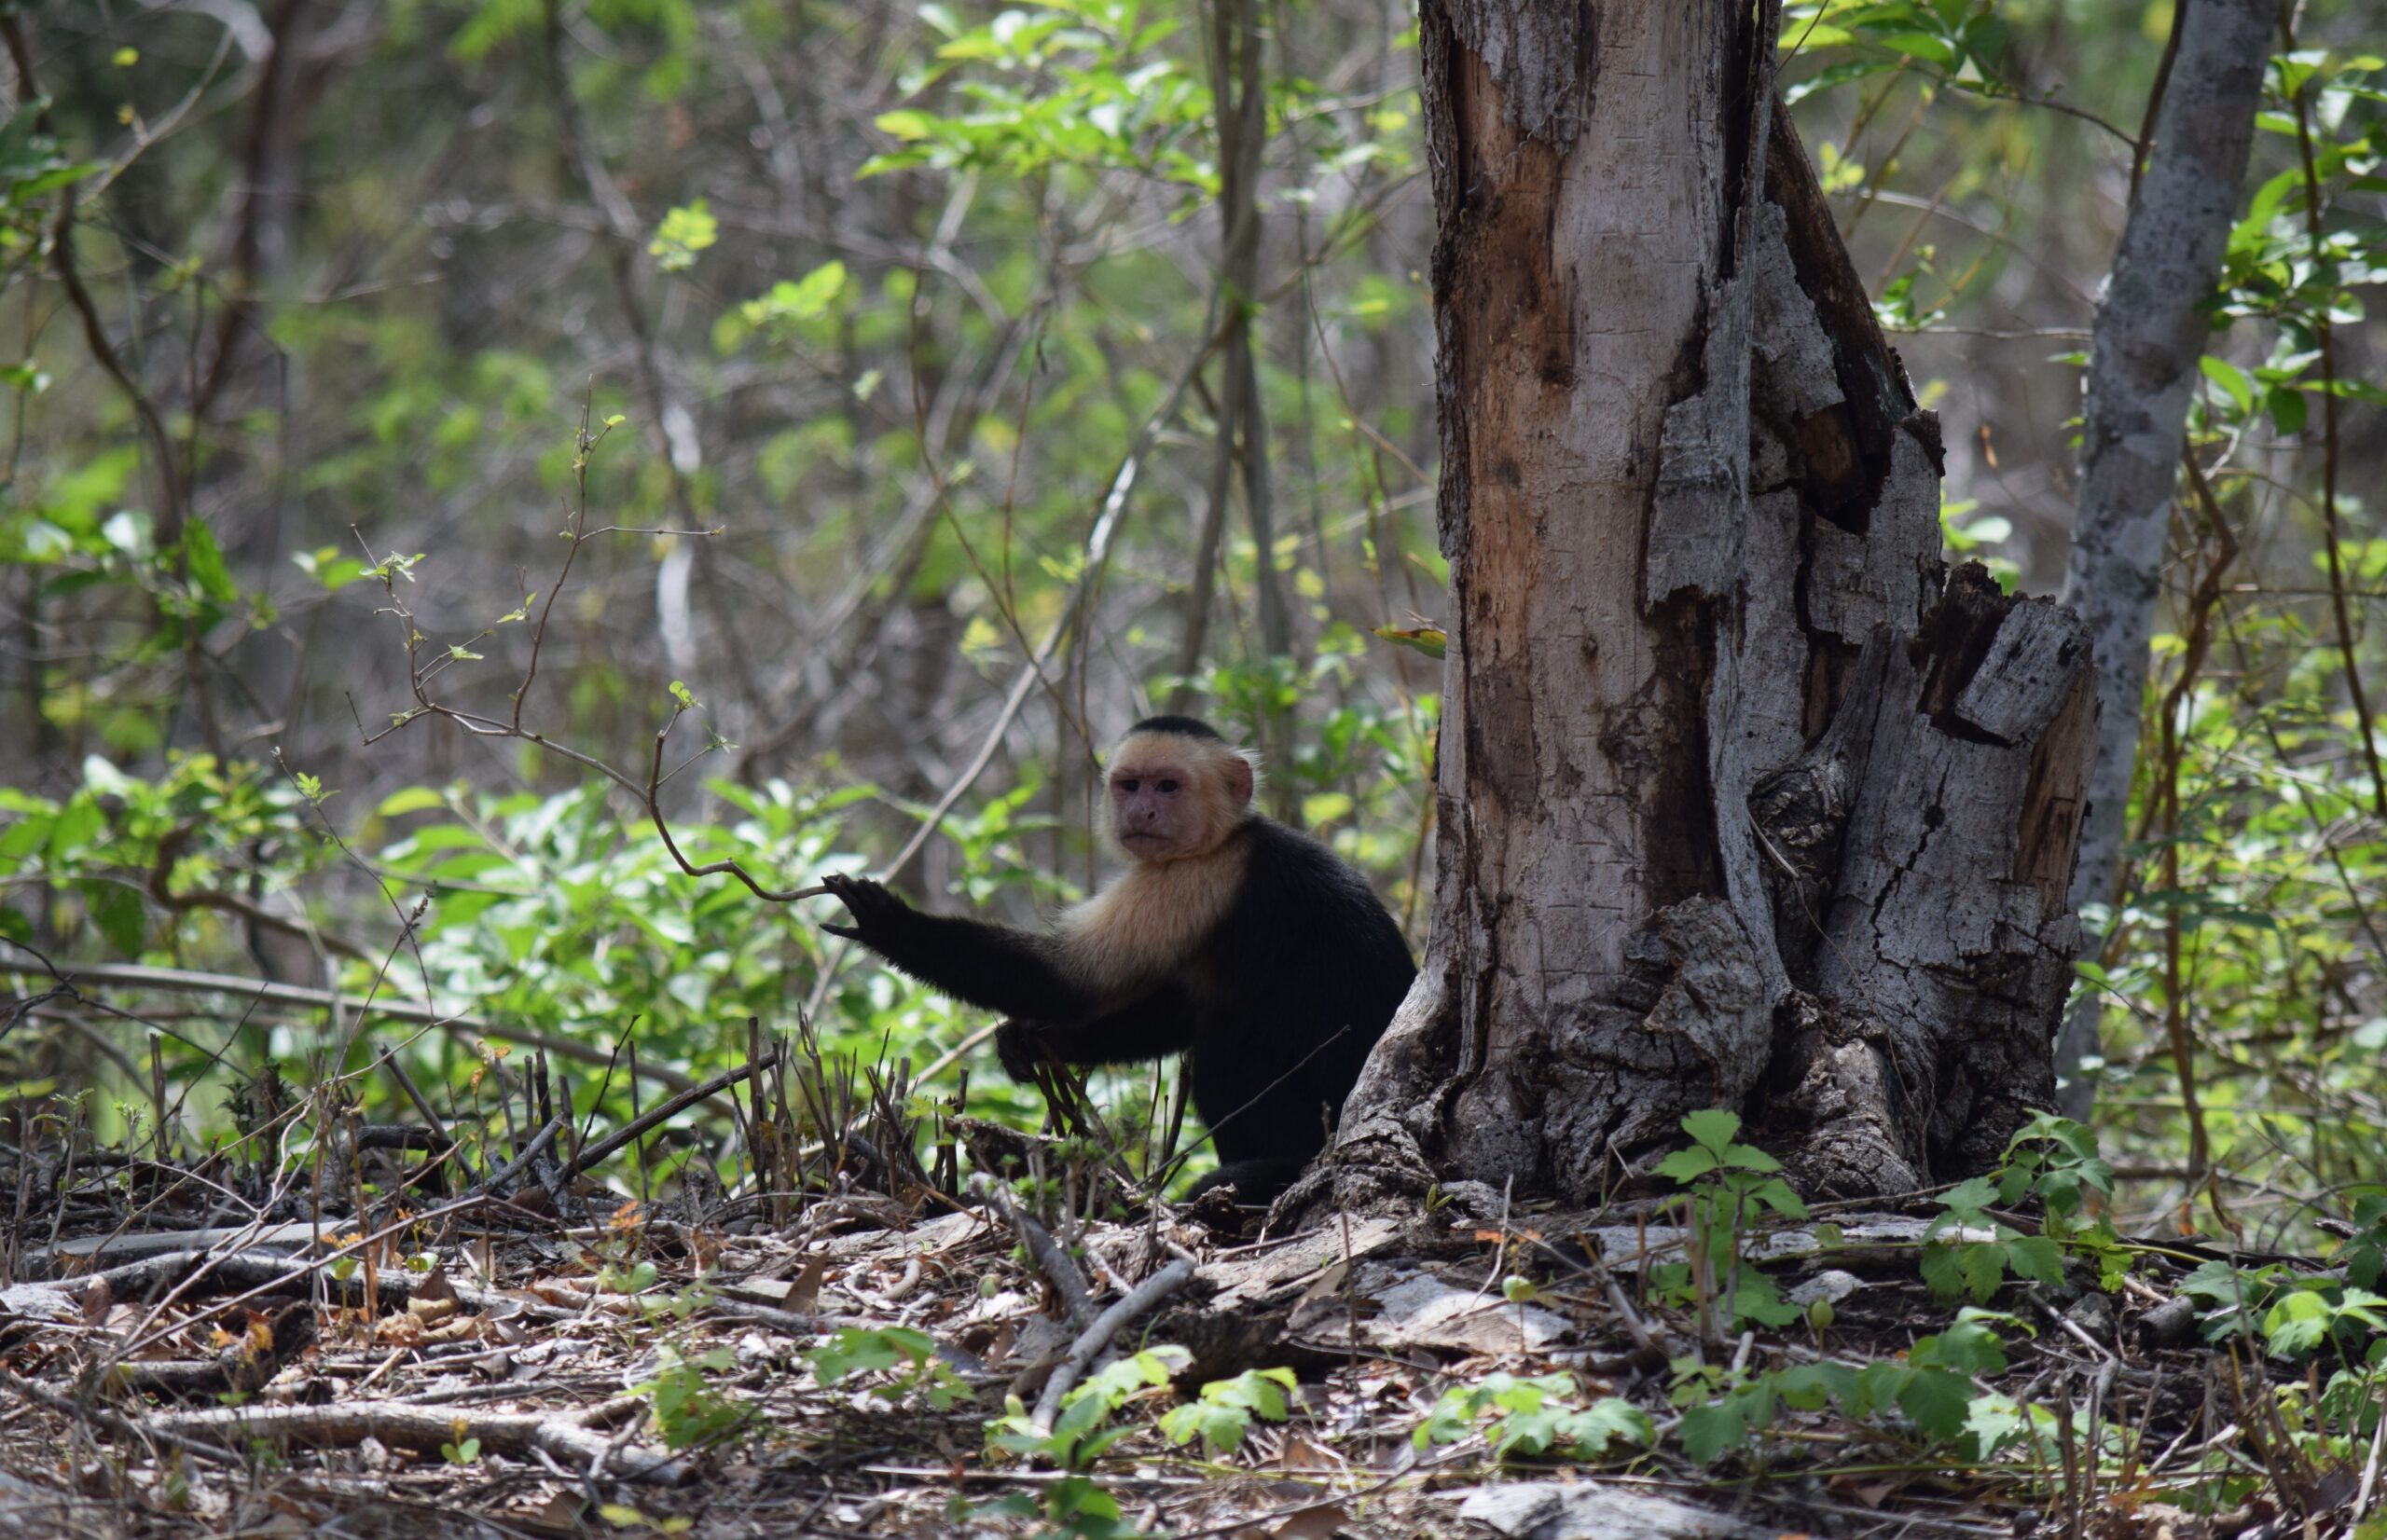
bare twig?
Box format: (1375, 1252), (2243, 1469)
(562, 1050), (780, 1181)
(1028, 1257), (1194, 1434)
(2282, 6), (2386, 824)
(8, 958), (697, 1092)
(142, 1396), (683, 1481)
(979, 1176), (1094, 1330)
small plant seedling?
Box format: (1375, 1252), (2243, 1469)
(1651, 1109), (1807, 1340)
(807, 1326), (968, 1410)
(1158, 1368), (1296, 1455)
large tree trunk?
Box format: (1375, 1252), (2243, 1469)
(1320, 0), (2097, 1208)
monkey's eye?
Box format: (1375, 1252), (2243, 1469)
(1117, 778), (1138, 793)
(1157, 779), (1180, 794)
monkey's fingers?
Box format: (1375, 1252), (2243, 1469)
(995, 1022), (1052, 1081)
(821, 922), (862, 940)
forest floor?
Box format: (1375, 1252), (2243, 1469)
(0, 1138), (2368, 1540)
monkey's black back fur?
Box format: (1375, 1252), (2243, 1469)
(818, 816), (1415, 1206)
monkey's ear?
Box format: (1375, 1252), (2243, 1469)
(1222, 749), (1257, 807)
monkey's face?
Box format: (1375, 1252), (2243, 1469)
(1108, 749), (1204, 860)
(1105, 728), (1256, 862)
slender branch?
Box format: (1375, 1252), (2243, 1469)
(4, 957), (697, 1091)
(561, 1050), (778, 1180)
(2282, 7), (2385, 823)
(979, 1175), (1094, 1332)
(2127, 0), (2189, 205)
(1028, 1258), (1194, 1433)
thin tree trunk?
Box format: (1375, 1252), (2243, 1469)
(2055, 0), (2270, 1117)
(1316, 0), (2096, 1211)
(1193, 0), (1296, 809)
(1211, 0), (1288, 664)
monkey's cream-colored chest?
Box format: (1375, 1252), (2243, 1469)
(1059, 840), (1249, 1002)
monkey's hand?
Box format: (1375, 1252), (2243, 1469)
(818, 873), (912, 949)
(995, 1021), (1059, 1083)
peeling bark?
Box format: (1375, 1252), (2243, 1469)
(1321, 0), (2096, 1211)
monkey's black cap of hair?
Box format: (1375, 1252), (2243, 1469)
(1127, 714), (1224, 741)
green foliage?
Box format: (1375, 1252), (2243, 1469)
(1921, 1116), (2118, 1303)
(960, 1478), (1149, 1540)
(0, 99), (98, 242)
(0, 754), (322, 957)
(369, 777), (857, 1070)
(729, 262), (849, 348)
(2179, 1258), (2387, 1360)
(988, 1345), (1190, 1472)
(1156, 1367), (1294, 1456)
(2341, 1191), (2387, 1290)
(631, 1344), (751, 1451)
(1782, 3), (2013, 104)
(1414, 1371), (1653, 1464)
(648, 200), (717, 272)
(864, 2), (1213, 192)
(1651, 1110), (1809, 1338)
(976, 1346), (1185, 1536)
(808, 1327), (969, 1411)
(1671, 1311), (2016, 1464)
(1921, 1178), (2065, 1304)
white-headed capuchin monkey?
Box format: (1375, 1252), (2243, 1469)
(819, 714), (1415, 1204)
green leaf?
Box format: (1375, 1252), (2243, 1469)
(738, 263), (849, 333)
(0, 813), (56, 861)
(1897, 1368), (1974, 1441)
(1921, 1244), (1965, 1300)
(1677, 1399), (1750, 1464)
(1371, 623), (1446, 659)
(375, 787), (448, 818)
(1679, 1108), (1741, 1150)
(875, 109), (938, 141)
(1654, 1146), (1719, 1182)
(2002, 1235), (2065, 1286)
(1956, 1240), (2008, 1303)
(90, 883), (147, 954)
(2267, 383), (2309, 434)
(809, 1325), (934, 1384)
(2200, 355), (2255, 417)
(648, 200), (719, 273)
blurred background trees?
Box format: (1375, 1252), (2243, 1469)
(0, 0), (2380, 1232)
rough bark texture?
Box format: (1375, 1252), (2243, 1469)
(1318, 0), (2096, 1211)
(2054, 0), (2271, 1115)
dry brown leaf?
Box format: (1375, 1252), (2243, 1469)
(527, 1489), (587, 1530)
(1293, 1260), (1348, 1309)
(785, 1255), (830, 1313)
(373, 1312), (424, 1346)
(407, 1295), (458, 1326)
(1268, 1501), (1346, 1540)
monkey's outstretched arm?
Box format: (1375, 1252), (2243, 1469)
(998, 988), (1196, 1080)
(819, 874), (1098, 1022)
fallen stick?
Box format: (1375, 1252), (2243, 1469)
(975, 1176), (1093, 1330)
(475, 1115), (563, 1195)
(141, 1395), (685, 1481)
(1030, 1258), (1194, 1434)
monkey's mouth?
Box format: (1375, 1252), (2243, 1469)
(1120, 832), (1166, 845)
